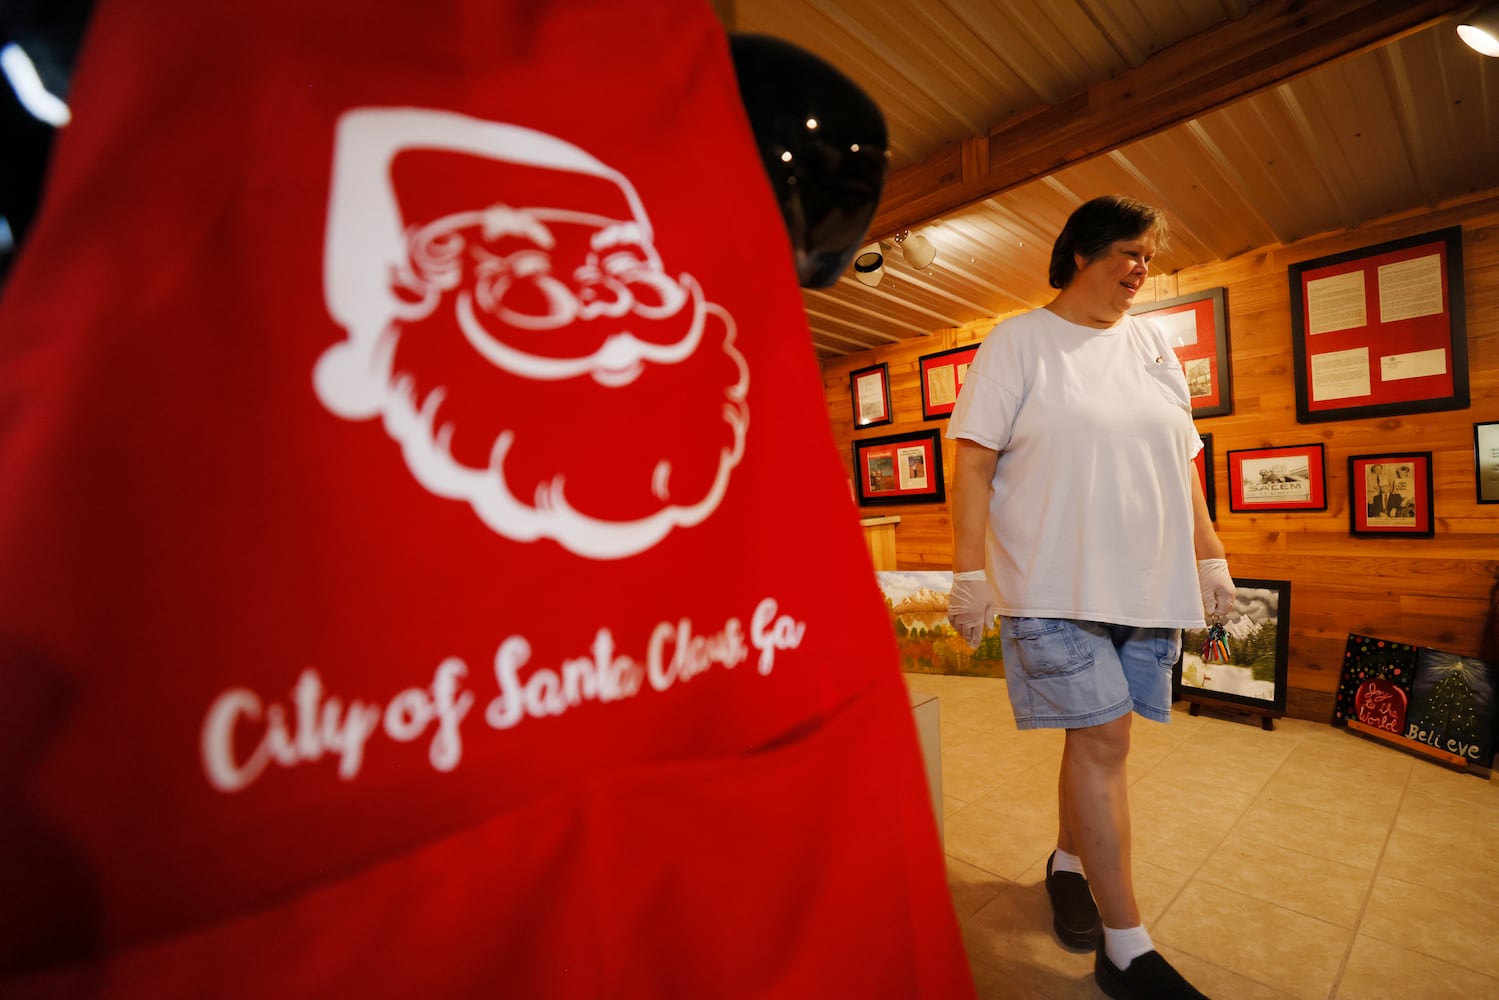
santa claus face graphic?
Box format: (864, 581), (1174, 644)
(317, 109), (749, 559)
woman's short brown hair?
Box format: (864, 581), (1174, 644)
(1047, 195), (1169, 290)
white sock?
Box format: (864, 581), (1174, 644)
(1103, 925), (1153, 970)
(1052, 847), (1085, 875)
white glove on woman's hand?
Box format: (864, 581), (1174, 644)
(947, 570), (997, 647)
(1197, 558), (1236, 619)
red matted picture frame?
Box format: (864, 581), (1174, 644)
(1348, 452), (1435, 538)
(1289, 227), (1468, 424)
(1193, 433), (1216, 521)
(1226, 443), (1327, 513)
(1130, 287), (1232, 418)
(853, 429), (945, 506)
(918, 344), (980, 421)
(849, 362), (892, 428)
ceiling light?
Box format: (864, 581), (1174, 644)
(853, 243), (885, 286)
(1459, 3), (1499, 56)
(895, 230), (936, 269)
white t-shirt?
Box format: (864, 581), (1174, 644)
(947, 308), (1206, 628)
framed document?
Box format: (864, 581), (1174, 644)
(918, 344), (980, 421)
(1131, 287), (1231, 418)
(1349, 452), (1434, 538)
(1477, 422), (1499, 504)
(1289, 227), (1468, 423)
(849, 362), (892, 428)
(1226, 443), (1327, 513)
(853, 429), (945, 507)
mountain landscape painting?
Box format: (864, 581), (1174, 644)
(875, 571), (1003, 679)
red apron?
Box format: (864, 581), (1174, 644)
(0, 1), (974, 995)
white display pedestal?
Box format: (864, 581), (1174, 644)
(909, 692), (943, 844)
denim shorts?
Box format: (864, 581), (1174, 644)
(999, 617), (1181, 730)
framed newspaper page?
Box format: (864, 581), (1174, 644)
(1131, 287), (1231, 418)
(1349, 452), (1434, 538)
(1226, 443), (1327, 513)
(918, 344), (979, 421)
(853, 429), (945, 507)
(849, 362), (892, 429)
(1289, 227), (1468, 423)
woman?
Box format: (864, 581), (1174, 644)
(946, 195), (1234, 1000)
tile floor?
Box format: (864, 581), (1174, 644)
(902, 672), (1499, 1000)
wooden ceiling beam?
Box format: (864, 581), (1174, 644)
(869, 0), (1473, 237)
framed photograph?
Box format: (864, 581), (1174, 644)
(1226, 443), (1327, 513)
(918, 344), (980, 421)
(1175, 578), (1291, 722)
(1289, 226), (1468, 424)
(1131, 287), (1232, 418)
(853, 429), (946, 507)
(1477, 421), (1499, 504)
(850, 363), (892, 428)
(1193, 433), (1216, 521)
(1348, 452), (1434, 538)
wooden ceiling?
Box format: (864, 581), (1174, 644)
(724, 0), (1499, 359)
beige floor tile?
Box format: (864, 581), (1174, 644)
(1360, 875), (1499, 979)
(1391, 782), (1499, 842)
(968, 956), (1100, 1000)
(1335, 933), (1499, 999)
(1230, 795), (1390, 870)
(960, 881), (1098, 990)
(947, 854), (1010, 923)
(1155, 944), (1294, 1000)
(1152, 881), (1351, 1000)
(1129, 773), (1250, 872)
(945, 800), (1060, 881)
(1197, 833), (1373, 928)
(1379, 823), (1499, 906)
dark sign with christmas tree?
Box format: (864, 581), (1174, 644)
(1404, 649), (1497, 768)
(1334, 633), (1498, 774)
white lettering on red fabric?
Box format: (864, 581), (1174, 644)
(200, 597), (809, 793)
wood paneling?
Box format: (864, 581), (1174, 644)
(824, 197), (1499, 720)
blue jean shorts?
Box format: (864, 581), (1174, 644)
(999, 617), (1181, 730)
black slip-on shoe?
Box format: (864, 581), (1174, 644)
(1095, 946), (1209, 999)
(1044, 850), (1101, 951)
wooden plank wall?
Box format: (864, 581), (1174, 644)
(823, 195), (1499, 721)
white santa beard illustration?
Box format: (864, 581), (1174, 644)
(319, 298), (749, 560)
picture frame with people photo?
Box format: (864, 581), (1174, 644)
(1348, 451), (1434, 538)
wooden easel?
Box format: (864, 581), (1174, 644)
(1183, 696), (1279, 731)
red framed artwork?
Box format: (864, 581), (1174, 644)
(1290, 227), (1468, 423)
(853, 429), (945, 506)
(1226, 443), (1327, 513)
(849, 362), (892, 428)
(1131, 287), (1231, 418)
(918, 344), (980, 420)
(1348, 452), (1434, 538)
(1194, 433), (1216, 521)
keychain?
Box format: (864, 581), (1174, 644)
(1201, 615), (1232, 663)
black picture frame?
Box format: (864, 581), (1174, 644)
(1194, 433), (1216, 522)
(1477, 421), (1499, 505)
(852, 429), (946, 507)
(1289, 227), (1468, 424)
(1348, 452), (1435, 538)
(850, 362), (892, 428)
(918, 343), (980, 421)
(1131, 287), (1232, 418)
(1175, 578), (1292, 724)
